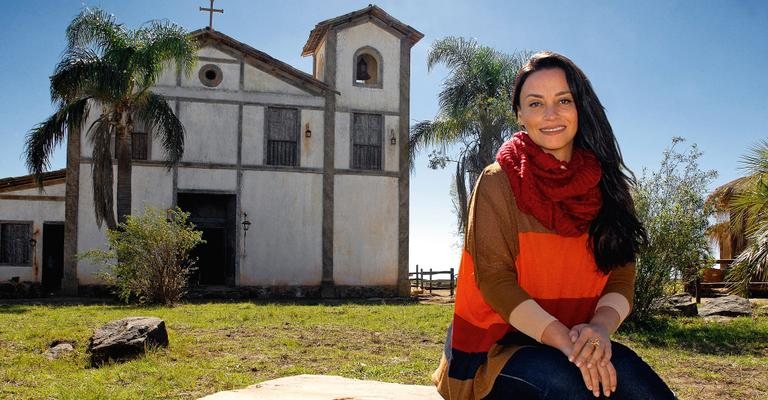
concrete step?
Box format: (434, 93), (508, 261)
(198, 374), (442, 400)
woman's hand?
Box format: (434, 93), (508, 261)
(577, 360), (617, 397)
(569, 323), (612, 368)
(541, 320), (616, 396)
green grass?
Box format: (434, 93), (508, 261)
(616, 314), (768, 400)
(0, 300), (450, 399)
(0, 300), (766, 399)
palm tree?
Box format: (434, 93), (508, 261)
(715, 141), (768, 296)
(409, 37), (527, 233)
(24, 8), (197, 294)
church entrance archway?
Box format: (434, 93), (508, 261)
(177, 192), (236, 286)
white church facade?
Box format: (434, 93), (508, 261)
(0, 5), (423, 297)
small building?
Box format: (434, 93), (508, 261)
(0, 5), (423, 297)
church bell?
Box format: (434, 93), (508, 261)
(356, 57), (371, 81)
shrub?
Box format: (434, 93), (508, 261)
(631, 137), (717, 321)
(81, 206), (204, 305)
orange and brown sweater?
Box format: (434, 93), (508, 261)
(432, 162), (636, 400)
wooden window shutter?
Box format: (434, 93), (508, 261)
(113, 132), (148, 160)
(132, 132), (148, 160)
(266, 108), (299, 166)
(0, 223), (31, 265)
(352, 113), (382, 170)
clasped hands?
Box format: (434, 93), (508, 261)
(567, 323), (616, 398)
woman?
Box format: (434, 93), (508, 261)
(432, 52), (675, 399)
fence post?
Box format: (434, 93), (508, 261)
(419, 266), (424, 290)
(695, 276), (701, 304)
(450, 267), (455, 297)
(429, 268), (433, 294)
(415, 265), (419, 290)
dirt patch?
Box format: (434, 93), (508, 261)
(664, 358), (767, 399)
(411, 289), (454, 305)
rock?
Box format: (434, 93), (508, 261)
(87, 317), (168, 366)
(44, 340), (75, 360)
(655, 293), (698, 317)
(198, 374), (442, 400)
(698, 295), (752, 317)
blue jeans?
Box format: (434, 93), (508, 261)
(482, 340), (676, 400)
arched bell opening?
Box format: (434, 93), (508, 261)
(353, 47), (383, 88)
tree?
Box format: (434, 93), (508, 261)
(25, 8), (197, 229)
(81, 206), (204, 305)
(715, 141), (768, 296)
(409, 37), (527, 233)
(24, 8), (197, 294)
(631, 137), (717, 321)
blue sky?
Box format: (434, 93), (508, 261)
(1, 1), (767, 270)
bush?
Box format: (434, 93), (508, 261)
(81, 206), (204, 305)
(631, 137), (717, 321)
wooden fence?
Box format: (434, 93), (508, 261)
(694, 258), (768, 302)
(409, 265), (455, 296)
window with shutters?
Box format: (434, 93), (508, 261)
(0, 222), (32, 265)
(266, 107), (299, 167)
(351, 113), (383, 170)
(113, 132), (148, 160)
(131, 132), (148, 160)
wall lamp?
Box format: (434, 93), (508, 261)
(241, 212), (252, 237)
(390, 129), (397, 145)
(305, 123), (312, 138)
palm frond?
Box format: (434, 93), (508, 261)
(427, 36), (477, 72)
(88, 116), (117, 229)
(726, 225), (768, 296)
(408, 117), (476, 169)
(51, 48), (127, 104)
(454, 155), (469, 234)
(25, 115), (66, 183)
(24, 99), (89, 184)
(408, 120), (434, 170)
(66, 7), (127, 53)
(132, 20), (197, 88)
(739, 140), (768, 176)
(135, 92), (184, 167)
(730, 177), (768, 236)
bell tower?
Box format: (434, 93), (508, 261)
(302, 5), (423, 297)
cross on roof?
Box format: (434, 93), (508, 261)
(199, 0), (223, 31)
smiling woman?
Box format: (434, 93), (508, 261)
(433, 52), (676, 400)
(516, 68), (579, 162)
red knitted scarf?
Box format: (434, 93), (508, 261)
(496, 132), (602, 236)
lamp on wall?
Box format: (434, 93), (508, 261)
(241, 212), (252, 237)
(305, 123), (312, 138)
(29, 238), (37, 248)
(390, 129), (397, 145)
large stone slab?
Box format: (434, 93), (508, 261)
(198, 375), (442, 400)
(698, 295), (752, 317)
(654, 293), (698, 317)
(87, 316), (169, 366)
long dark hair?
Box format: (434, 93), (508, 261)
(512, 51), (647, 273)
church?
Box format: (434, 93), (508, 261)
(0, 5), (423, 297)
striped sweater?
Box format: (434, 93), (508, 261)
(432, 162), (635, 400)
